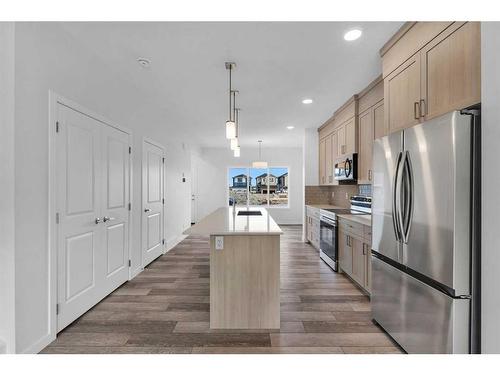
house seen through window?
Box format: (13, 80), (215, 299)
(228, 167), (289, 207)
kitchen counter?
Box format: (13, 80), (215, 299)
(337, 214), (372, 227)
(184, 207), (281, 330)
(184, 207), (282, 236)
(305, 204), (372, 227)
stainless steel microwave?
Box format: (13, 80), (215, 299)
(334, 153), (358, 181)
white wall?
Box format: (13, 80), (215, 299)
(12, 23), (192, 353)
(193, 147), (304, 224)
(480, 22), (500, 354)
(0, 22), (16, 354)
(303, 127), (319, 186)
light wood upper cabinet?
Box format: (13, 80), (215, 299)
(382, 21), (480, 134)
(420, 22), (481, 121)
(373, 101), (385, 140)
(358, 109), (373, 184)
(344, 118), (356, 155)
(325, 135), (333, 184)
(384, 53), (421, 134)
(318, 137), (326, 185)
(336, 123), (346, 157)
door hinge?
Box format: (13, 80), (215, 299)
(56, 121), (60, 133)
(128, 202), (131, 211)
(162, 157), (165, 164)
(128, 259), (131, 267)
(56, 212), (60, 224)
(129, 146), (132, 154)
(162, 239), (165, 245)
(162, 198), (165, 205)
(56, 303), (59, 315)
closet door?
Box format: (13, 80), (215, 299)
(101, 125), (131, 293)
(56, 104), (104, 331)
(56, 103), (131, 332)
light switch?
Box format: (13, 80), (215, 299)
(215, 236), (224, 250)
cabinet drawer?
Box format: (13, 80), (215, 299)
(306, 206), (320, 220)
(339, 219), (364, 238)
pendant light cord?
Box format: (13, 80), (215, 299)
(228, 66), (232, 121)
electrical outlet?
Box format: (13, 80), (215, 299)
(345, 192), (349, 200)
(215, 236), (224, 250)
(331, 191), (335, 199)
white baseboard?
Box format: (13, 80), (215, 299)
(166, 235), (187, 252)
(21, 331), (55, 354)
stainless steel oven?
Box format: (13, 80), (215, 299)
(319, 211), (338, 271)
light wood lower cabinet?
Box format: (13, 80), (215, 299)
(338, 229), (352, 275)
(338, 218), (372, 294)
(305, 206), (320, 250)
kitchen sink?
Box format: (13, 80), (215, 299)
(237, 211), (262, 216)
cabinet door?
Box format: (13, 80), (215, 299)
(330, 131), (339, 185)
(337, 124), (346, 157)
(344, 118), (356, 155)
(351, 237), (365, 287)
(319, 137), (326, 185)
(339, 230), (352, 274)
(325, 134), (333, 184)
(420, 22), (480, 121)
(373, 100), (385, 140)
(384, 53), (421, 134)
(365, 243), (372, 293)
(358, 108), (373, 184)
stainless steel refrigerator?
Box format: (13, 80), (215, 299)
(371, 110), (481, 354)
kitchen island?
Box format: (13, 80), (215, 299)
(184, 207), (282, 329)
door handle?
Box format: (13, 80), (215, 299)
(414, 102), (420, 120)
(401, 151), (414, 244)
(368, 169), (372, 181)
(395, 151), (407, 244)
(103, 216), (115, 222)
(144, 208), (150, 212)
(95, 217), (101, 224)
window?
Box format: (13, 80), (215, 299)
(228, 167), (289, 207)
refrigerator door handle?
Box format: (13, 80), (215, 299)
(395, 151), (407, 244)
(401, 151), (414, 244)
(392, 151), (403, 243)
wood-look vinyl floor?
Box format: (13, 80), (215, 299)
(42, 226), (401, 354)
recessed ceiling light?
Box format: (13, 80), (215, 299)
(286, 126), (295, 130)
(344, 28), (362, 41)
(137, 58), (151, 68)
(302, 99), (313, 104)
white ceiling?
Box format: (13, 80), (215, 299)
(58, 22), (402, 147)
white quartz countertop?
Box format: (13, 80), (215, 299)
(184, 207), (283, 236)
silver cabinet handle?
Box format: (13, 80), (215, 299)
(95, 217), (101, 224)
(420, 99), (426, 117)
(144, 208), (150, 212)
(368, 169), (372, 181)
(414, 102), (420, 120)
(103, 216), (115, 222)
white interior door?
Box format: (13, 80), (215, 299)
(101, 125), (130, 293)
(142, 140), (165, 266)
(56, 103), (130, 332)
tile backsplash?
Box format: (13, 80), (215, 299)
(305, 184), (372, 208)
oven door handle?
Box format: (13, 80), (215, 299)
(320, 217), (336, 226)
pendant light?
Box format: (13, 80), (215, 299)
(233, 108), (241, 156)
(225, 62), (236, 139)
(252, 140), (268, 168)
(231, 107), (240, 151)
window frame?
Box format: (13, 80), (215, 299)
(227, 166), (290, 209)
